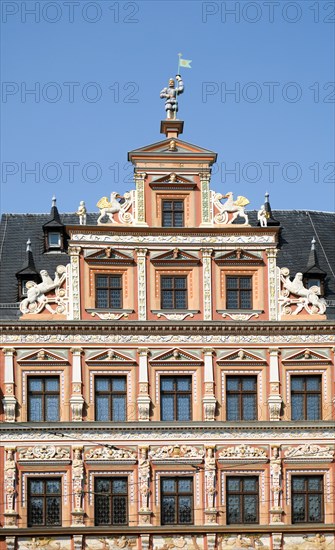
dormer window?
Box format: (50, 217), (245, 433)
(306, 278), (321, 290)
(48, 232), (61, 248)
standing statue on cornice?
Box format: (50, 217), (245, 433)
(160, 75), (184, 119)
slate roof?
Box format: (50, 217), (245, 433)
(0, 210), (334, 320)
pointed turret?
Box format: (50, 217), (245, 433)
(16, 239), (41, 299)
(303, 237), (326, 293)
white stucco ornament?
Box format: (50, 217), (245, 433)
(76, 201), (87, 225)
(20, 266), (68, 315)
(257, 204), (268, 227)
(279, 267), (327, 315)
(97, 190), (135, 225)
(212, 191), (249, 225)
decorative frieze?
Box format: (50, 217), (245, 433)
(218, 444), (268, 463)
(149, 444), (204, 464)
(18, 445), (70, 464)
(72, 232), (276, 245)
(284, 443), (334, 463)
(68, 246), (81, 320)
(85, 446), (137, 464)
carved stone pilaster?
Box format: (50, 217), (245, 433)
(134, 172), (148, 226)
(266, 248), (279, 320)
(2, 348), (17, 422)
(138, 447), (151, 525)
(68, 246), (81, 320)
(5, 537), (16, 550)
(138, 348), (151, 420)
(73, 535), (83, 550)
(203, 348), (216, 420)
(71, 447), (85, 527)
(140, 534), (150, 550)
(204, 446), (217, 524)
(268, 349), (282, 421)
(201, 248), (213, 320)
(199, 173), (212, 226)
(70, 347), (85, 421)
(136, 249), (147, 321)
(270, 446), (284, 524)
(4, 447), (18, 528)
(2, 396), (17, 423)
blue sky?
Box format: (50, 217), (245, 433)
(1, 0), (334, 214)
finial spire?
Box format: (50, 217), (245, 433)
(26, 239), (32, 252)
(311, 236), (316, 250)
(52, 195), (57, 207)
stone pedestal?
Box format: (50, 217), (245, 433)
(138, 509), (152, 525)
(4, 511), (18, 528)
(2, 395), (17, 422)
(70, 395), (85, 421)
(203, 395), (216, 421)
(268, 394), (282, 421)
(71, 509), (85, 527)
(270, 507), (284, 524)
(204, 508), (218, 525)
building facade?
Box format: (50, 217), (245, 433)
(0, 112), (335, 550)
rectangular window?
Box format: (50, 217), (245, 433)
(160, 376), (192, 421)
(161, 477), (193, 525)
(291, 375), (321, 421)
(161, 276), (187, 309)
(28, 377), (60, 422)
(95, 376), (127, 422)
(292, 476), (323, 523)
(162, 200), (184, 228)
(226, 276), (252, 309)
(226, 376), (257, 421)
(48, 232), (61, 248)
(96, 275), (122, 309)
(94, 477), (128, 526)
(28, 478), (61, 527)
(226, 476), (259, 524)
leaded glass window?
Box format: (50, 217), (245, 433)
(95, 376), (126, 421)
(161, 276), (187, 309)
(95, 275), (122, 309)
(28, 478), (61, 527)
(28, 377), (60, 422)
(226, 476), (258, 524)
(162, 200), (184, 227)
(94, 477), (128, 525)
(291, 375), (321, 421)
(226, 276), (252, 309)
(161, 477), (193, 525)
(292, 476), (323, 523)
(160, 376), (192, 421)
(226, 376), (257, 421)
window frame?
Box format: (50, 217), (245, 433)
(226, 375), (257, 421)
(27, 376), (60, 422)
(94, 476), (128, 526)
(95, 273), (123, 309)
(160, 375), (192, 421)
(160, 275), (188, 310)
(291, 475), (324, 524)
(226, 275), (253, 310)
(48, 232), (61, 248)
(28, 477), (62, 527)
(162, 199), (185, 228)
(94, 375), (127, 422)
(290, 375), (322, 421)
(160, 476), (193, 525)
(226, 476), (259, 525)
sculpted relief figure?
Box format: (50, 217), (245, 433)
(280, 268), (327, 315)
(97, 191), (134, 225)
(212, 191), (249, 225)
(20, 265), (67, 315)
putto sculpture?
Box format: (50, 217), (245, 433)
(76, 200), (87, 225)
(160, 75), (184, 120)
(280, 267), (327, 315)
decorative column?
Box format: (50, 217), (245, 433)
(2, 348), (17, 422)
(137, 348), (151, 421)
(71, 446), (85, 526)
(140, 535), (150, 550)
(138, 446), (151, 525)
(204, 446), (217, 524)
(266, 248), (279, 321)
(70, 348), (85, 421)
(201, 248), (213, 321)
(270, 446), (284, 524)
(136, 249), (147, 321)
(134, 172), (148, 226)
(202, 348), (216, 421)
(268, 349), (282, 421)
(4, 447), (18, 527)
(199, 173), (212, 226)
(68, 246), (81, 320)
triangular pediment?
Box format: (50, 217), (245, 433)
(151, 248), (199, 264)
(128, 138), (217, 157)
(85, 248), (133, 263)
(217, 349), (266, 363)
(19, 349), (68, 363)
(215, 249), (263, 264)
(151, 348), (202, 363)
(152, 173), (194, 184)
(87, 349), (135, 363)
(283, 349), (330, 362)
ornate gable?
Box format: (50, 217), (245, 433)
(151, 348), (202, 365)
(217, 349), (266, 364)
(87, 349), (135, 364)
(18, 349), (68, 364)
(283, 348), (330, 363)
(85, 248), (134, 265)
(151, 248), (199, 266)
(215, 248), (264, 265)
(150, 173), (196, 190)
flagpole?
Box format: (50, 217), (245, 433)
(175, 53), (182, 120)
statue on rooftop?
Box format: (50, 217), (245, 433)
(76, 201), (87, 225)
(160, 75), (184, 120)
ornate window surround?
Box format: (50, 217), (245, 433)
(88, 470), (135, 505)
(221, 369), (263, 419)
(21, 471), (68, 507)
(89, 369), (132, 418)
(221, 470), (265, 506)
(285, 468), (330, 504)
(154, 470), (200, 506)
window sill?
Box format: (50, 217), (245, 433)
(87, 309), (133, 320)
(152, 310), (199, 321)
